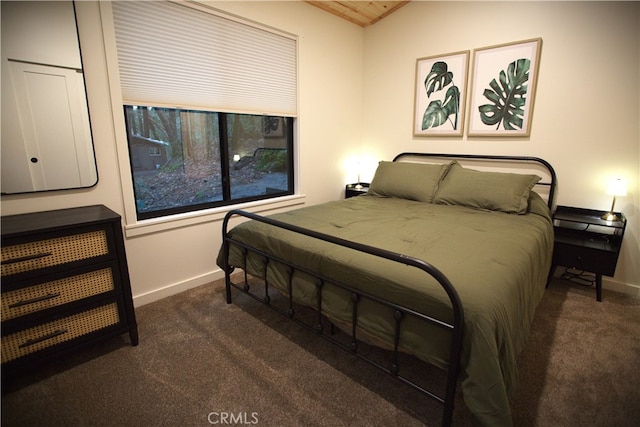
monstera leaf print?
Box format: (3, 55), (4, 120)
(478, 58), (530, 130)
(422, 62), (461, 130)
(422, 86), (460, 130)
(424, 61), (453, 97)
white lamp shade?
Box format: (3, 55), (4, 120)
(606, 177), (627, 197)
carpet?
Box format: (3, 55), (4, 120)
(2, 276), (639, 426)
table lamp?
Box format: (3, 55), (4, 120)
(602, 177), (627, 221)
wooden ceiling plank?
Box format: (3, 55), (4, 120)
(305, 1), (410, 27)
(368, 1), (410, 26)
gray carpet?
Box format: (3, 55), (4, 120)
(2, 275), (639, 426)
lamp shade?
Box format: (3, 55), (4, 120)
(606, 177), (627, 197)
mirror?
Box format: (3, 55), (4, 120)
(1, 1), (98, 194)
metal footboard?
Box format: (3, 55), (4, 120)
(222, 209), (464, 427)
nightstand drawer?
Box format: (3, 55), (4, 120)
(553, 243), (618, 276)
(1, 267), (116, 321)
(1, 302), (120, 363)
(1, 230), (109, 277)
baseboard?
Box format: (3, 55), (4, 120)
(553, 268), (640, 300)
(132, 269), (226, 307)
(603, 277), (640, 299)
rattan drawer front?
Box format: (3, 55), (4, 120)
(1, 303), (120, 364)
(1, 230), (109, 277)
(1, 268), (115, 321)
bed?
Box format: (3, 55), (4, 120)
(217, 153), (557, 427)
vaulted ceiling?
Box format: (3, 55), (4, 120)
(305, 1), (410, 27)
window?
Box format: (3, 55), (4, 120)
(125, 106), (293, 219)
(110, 1), (297, 221)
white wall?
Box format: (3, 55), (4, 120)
(1, 1), (364, 305)
(361, 1), (640, 294)
(2, 1), (638, 303)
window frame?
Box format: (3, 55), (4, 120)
(98, 1), (304, 237)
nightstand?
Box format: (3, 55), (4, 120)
(549, 205), (626, 301)
(345, 183), (369, 198)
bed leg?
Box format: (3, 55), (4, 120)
(225, 268), (232, 304)
(329, 322), (336, 335)
(286, 267), (295, 317)
(442, 405), (454, 427)
(314, 279), (324, 333)
(242, 249), (250, 292)
(262, 257), (271, 304)
(546, 265), (557, 288)
(391, 310), (403, 375)
(350, 292), (359, 351)
(221, 224), (233, 304)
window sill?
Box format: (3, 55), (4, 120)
(124, 194), (306, 238)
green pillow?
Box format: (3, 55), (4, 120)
(368, 161), (448, 203)
(433, 162), (541, 214)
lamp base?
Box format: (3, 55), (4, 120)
(601, 212), (620, 222)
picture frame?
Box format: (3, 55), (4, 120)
(413, 50), (469, 137)
(467, 38), (542, 137)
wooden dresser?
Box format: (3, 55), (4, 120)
(1, 205), (138, 379)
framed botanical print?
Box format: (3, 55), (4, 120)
(467, 38), (542, 137)
(413, 50), (469, 137)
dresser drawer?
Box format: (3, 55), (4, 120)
(1, 302), (120, 364)
(1, 230), (109, 277)
(1, 267), (116, 321)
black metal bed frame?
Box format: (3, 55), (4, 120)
(221, 153), (557, 426)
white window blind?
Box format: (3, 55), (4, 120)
(111, 1), (297, 116)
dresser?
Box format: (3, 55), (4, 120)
(1, 205), (138, 378)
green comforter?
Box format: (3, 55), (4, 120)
(217, 193), (553, 426)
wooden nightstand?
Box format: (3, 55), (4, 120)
(549, 205), (626, 301)
(345, 183), (369, 198)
